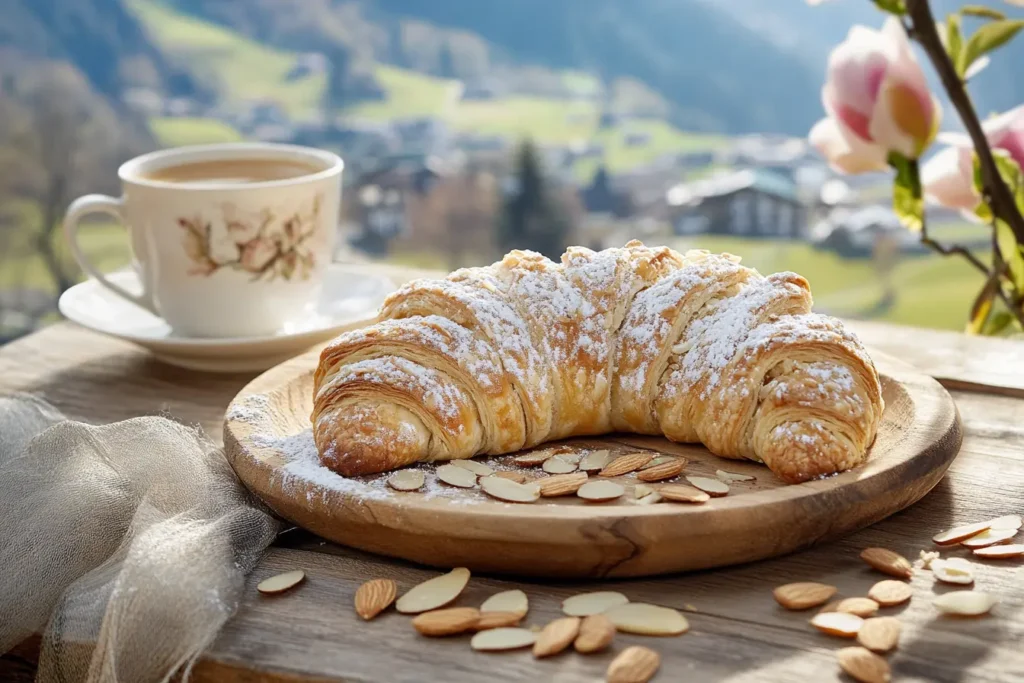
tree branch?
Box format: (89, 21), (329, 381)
(905, 0), (1024, 244)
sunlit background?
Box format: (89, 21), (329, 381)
(3, 0), (1020, 343)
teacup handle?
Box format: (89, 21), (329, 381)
(63, 194), (157, 315)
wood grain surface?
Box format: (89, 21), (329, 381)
(224, 350), (961, 578)
(2, 263), (1023, 682)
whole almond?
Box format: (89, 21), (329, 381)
(480, 589), (529, 617)
(656, 483), (710, 504)
(811, 611), (864, 637)
(257, 570), (306, 595)
(637, 458), (685, 482)
(532, 616), (581, 658)
(475, 611), (523, 630)
(514, 450), (555, 467)
(578, 449), (612, 472)
(860, 547), (912, 579)
(857, 616), (901, 653)
(395, 567), (471, 614)
(867, 580), (912, 607)
(836, 597), (880, 618)
(538, 472), (589, 497)
(773, 582), (838, 610)
(607, 646), (661, 683)
(837, 646), (891, 683)
(932, 520), (991, 546)
(491, 471), (528, 484)
(600, 452), (654, 477)
(640, 455), (680, 470)
(412, 607), (481, 636)
(354, 578), (397, 620)
(450, 459), (494, 477)
(574, 614), (615, 653)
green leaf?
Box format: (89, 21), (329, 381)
(966, 275), (999, 334)
(889, 152), (924, 231)
(961, 5), (1006, 20)
(958, 19), (1024, 75)
(972, 151), (1024, 220)
(996, 220), (1024, 290)
(981, 310), (1014, 336)
(945, 14), (964, 70)
(873, 0), (907, 14)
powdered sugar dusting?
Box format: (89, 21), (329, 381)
(226, 394), (270, 424)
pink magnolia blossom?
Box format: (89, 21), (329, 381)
(239, 237), (278, 273)
(810, 18), (942, 173)
(922, 105), (1024, 211)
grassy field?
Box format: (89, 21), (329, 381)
(149, 117), (244, 147)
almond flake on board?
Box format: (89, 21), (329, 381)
(636, 459), (685, 482)
(532, 617), (581, 658)
(387, 470), (425, 492)
(354, 578), (397, 620)
(599, 452), (654, 477)
(972, 543), (1024, 559)
(395, 567), (471, 614)
(491, 471), (528, 484)
(989, 514), (1022, 530)
(577, 480), (625, 502)
(837, 646), (891, 683)
(542, 455), (578, 474)
(607, 646), (661, 683)
(470, 627), (537, 652)
(857, 616), (901, 654)
(450, 459), (495, 477)
(773, 582), (838, 610)
(836, 597), (880, 618)
(475, 611), (523, 630)
(480, 476), (541, 503)
(933, 591), (997, 616)
(257, 570), (305, 595)
(932, 558), (974, 585)
(578, 450), (612, 472)
(932, 520), (991, 546)
(716, 469), (756, 483)
(867, 580), (912, 607)
(435, 464), (478, 488)
(604, 602), (690, 636)
(634, 484), (655, 499)
(562, 591), (629, 617)
(961, 527), (1018, 548)
(480, 589), (528, 617)
(574, 614), (615, 653)
(860, 547), (913, 579)
(537, 472), (589, 497)
(656, 484), (710, 504)
(636, 492), (664, 506)
(685, 476), (730, 497)
(811, 611), (864, 637)
(514, 450), (555, 467)
(412, 607), (481, 636)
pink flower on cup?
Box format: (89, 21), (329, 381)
(922, 105), (1024, 211)
(239, 237), (278, 273)
(810, 18), (942, 172)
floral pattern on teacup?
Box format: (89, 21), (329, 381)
(178, 194), (322, 281)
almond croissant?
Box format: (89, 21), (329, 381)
(312, 241), (883, 483)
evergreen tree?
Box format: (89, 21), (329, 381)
(436, 42), (457, 80)
(498, 140), (570, 260)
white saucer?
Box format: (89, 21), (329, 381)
(58, 264), (395, 372)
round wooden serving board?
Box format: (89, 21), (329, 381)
(225, 350), (962, 578)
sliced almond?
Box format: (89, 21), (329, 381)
(395, 567), (471, 614)
(810, 611), (864, 637)
(562, 591), (629, 617)
(599, 452), (654, 477)
(412, 607), (481, 636)
(354, 578), (397, 620)
(640, 455), (679, 470)
(636, 492), (664, 506)
(574, 614), (615, 653)
(470, 627), (537, 651)
(491, 471), (528, 484)
(513, 449), (555, 467)
(932, 520), (991, 546)
(537, 472), (589, 497)
(480, 475), (541, 503)
(257, 570), (305, 595)
(932, 557), (974, 585)
(972, 543), (1024, 558)
(918, 550), (940, 569)
(578, 449), (612, 472)
(450, 459), (494, 477)
(577, 480), (625, 502)
(961, 527), (1018, 548)
(989, 514), (1022, 531)
(657, 483), (710, 504)
(604, 602), (689, 636)
(480, 589), (528, 617)
(867, 580), (912, 607)
(837, 646), (891, 683)
(933, 591), (997, 616)
(532, 616), (581, 658)
(860, 547), (912, 579)
(685, 475), (729, 497)
(475, 611), (523, 630)
(836, 597), (880, 618)
(773, 582), (838, 610)
(542, 455), (577, 474)
(387, 470), (425, 492)
(607, 646), (660, 683)
(716, 469), (756, 483)
(634, 484), (655, 499)
(637, 458), (685, 482)
(436, 464), (478, 488)
(856, 616), (901, 653)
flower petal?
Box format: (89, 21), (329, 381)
(810, 117), (889, 174)
(922, 146), (979, 211)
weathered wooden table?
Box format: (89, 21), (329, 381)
(2, 269), (1023, 682)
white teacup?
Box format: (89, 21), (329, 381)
(63, 142), (343, 338)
